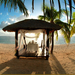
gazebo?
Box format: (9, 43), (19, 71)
(3, 19), (61, 60)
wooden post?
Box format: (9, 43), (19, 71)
(51, 31), (54, 54)
(42, 31), (45, 56)
(23, 36), (25, 49)
(23, 32), (26, 50)
(15, 30), (19, 58)
(46, 29), (49, 60)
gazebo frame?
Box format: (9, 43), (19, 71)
(3, 19), (61, 60)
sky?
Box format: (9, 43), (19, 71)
(0, 0), (75, 36)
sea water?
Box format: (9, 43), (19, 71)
(0, 36), (15, 44)
(54, 35), (75, 45)
(0, 36), (75, 45)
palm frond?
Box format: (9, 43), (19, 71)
(0, 0), (3, 5)
(69, 19), (75, 24)
(38, 15), (44, 20)
(73, 0), (75, 4)
(49, 0), (53, 20)
(54, 31), (58, 40)
(32, 0), (34, 12)
(68, 0), (72, 23)
(55, 19), (70, 28)
(0, 0), (28, 16)
(43, 0), (45, 20)
(70, 24), (75, 37)
(18, 0), (28, 16)
(58, 0), (61, 19)
(55, 19), (70, 44)
(64, 0), (68, 22)
(38, 15), (50, 21)
(69, 12), (75, 24)
(72, 12), (75, 19)
(61, 29), (70, 44)
(52, 0), (54, 7)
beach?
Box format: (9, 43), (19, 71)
(0, 43), (75, 74)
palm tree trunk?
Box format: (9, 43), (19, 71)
(51, 31), (54, 54)
(50, 20), (54, 54)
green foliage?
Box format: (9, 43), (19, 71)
(55, 19), (70, 44)
(72, 12), (75, 19)
(70, 24), (75, 37)
(38, 5), (71, 44)
(54, 31), (58, 41)
(38, 5), (59, 21)
(61, 29), (70, 44)
(69, 12), (75, 37)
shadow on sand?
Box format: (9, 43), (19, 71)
(68, 57), (75, 64)
(50, 54), (66, 74)
(0, 54), (66, 74)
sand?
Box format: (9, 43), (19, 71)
(0, 43), (75, 74)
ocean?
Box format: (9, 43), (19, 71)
(0, 36), (75, 45)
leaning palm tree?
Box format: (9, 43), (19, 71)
(38, 5), (70, 54)
(0, 0), (28, 16)
(55, 19), (71, 44)
(69, 12), (75, 37)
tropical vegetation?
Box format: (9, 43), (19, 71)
(38, 5), (70, 54)
(32, 0), (75, 23)
(70, 12), (75, 37)
(0, 0), (75, 54)
(0, 0), (75, 22)
(0, 0), (28, 16)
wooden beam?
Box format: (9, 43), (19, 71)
(46, 29), (49, 60)
(15, 30), (19, 58)
(23, 36), (25, 49)
(23, 32), (26, 50)
(42, 31), (45, 56)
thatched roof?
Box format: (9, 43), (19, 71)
(3, 19), (61, 32)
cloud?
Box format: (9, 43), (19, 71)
(7, 12), (9, 15)
(67, 5), (70, 8)
(8, 18), (15, 24)
(0, 29), (15, 36)
(15, 14), (27, 22)
(0, 21), (10, 28)
(0, 10), (42, 36)
(0, 13), (2, 15)
(0, 10), (41, 29)
(0, 17), (15, 28)
(15, 11), (38, 22)
(61, 13), (70, 23)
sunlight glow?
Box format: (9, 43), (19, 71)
(25, 33), (43, 46)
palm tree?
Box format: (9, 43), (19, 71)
(38, 5), (70, 54)
(31, 0), (75, 23)
(1, 0), (75, 21)
(0, 0), (28, 58)
(55, 19), (71, 44)
(0, 0), (28, 16)
(69, 12), (75, 37)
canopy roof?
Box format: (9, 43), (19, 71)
(3, 19), (61, 32)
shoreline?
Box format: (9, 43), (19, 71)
(0, 43), (75, 45)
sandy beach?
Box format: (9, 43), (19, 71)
(0, 43), (75, 74)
